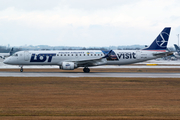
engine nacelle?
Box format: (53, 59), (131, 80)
(61, 62), (76, 70)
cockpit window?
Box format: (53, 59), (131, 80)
(12, 53), (18, 57)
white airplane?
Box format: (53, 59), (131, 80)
(0, 48), (13, 59)
(173, 44), (180, 58)
(3, 27), (172, 73)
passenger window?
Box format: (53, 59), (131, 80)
(64, 54), (66, 56)
(94, 54), (96, 56)
(72, 54), (73, 56)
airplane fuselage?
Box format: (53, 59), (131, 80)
(4, 50), (162, 66)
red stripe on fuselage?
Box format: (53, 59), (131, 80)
(142, 50), (167, 52)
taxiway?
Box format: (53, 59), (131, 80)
(0, 71), (180, 78)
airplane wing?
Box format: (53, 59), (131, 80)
(70, 57), (107, 66)
(65, 50), (113, 66)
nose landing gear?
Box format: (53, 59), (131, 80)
(20, 67), (23, 72)
(83, 67), (90, 73)
(19, 65), (23, 72)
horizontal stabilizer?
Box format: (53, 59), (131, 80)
(153, 51), (173, 56)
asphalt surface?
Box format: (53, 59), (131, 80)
(0, 71), (180, 78)
(1, 59), (180, 78)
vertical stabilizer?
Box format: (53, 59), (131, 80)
(9, 48), (13, 56)
(174, 44), (180, 55)
(143, 27), (171, 50)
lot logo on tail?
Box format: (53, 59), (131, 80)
(156, 32), (169, 48)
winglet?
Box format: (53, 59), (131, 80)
(102, 50), (112, 58)
(143, 27), (171, 50)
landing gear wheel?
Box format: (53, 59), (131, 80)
(20, 67), (23, 72)
(83, 67), (90, 73)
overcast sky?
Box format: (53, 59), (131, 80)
(0, 0), (180, 47)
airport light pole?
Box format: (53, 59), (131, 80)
(178, 34), (179, 46)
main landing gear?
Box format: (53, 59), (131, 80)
(20, 66), (23, 72)
(83, 67), (90, 73)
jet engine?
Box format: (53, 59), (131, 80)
(60, 62), (77, 70)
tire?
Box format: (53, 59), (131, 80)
(87, 68), (90, 73)
(83, 68), (90, 73)
(20, 69), (23, 72)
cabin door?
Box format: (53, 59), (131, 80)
(24, 51), (29, 61)
(136, 50), (141, 60)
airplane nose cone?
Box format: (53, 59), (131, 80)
(3, 59), (9, 64)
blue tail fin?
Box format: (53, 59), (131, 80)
(174, 44), (180, 55)
(9, 48), (13, 56)
(143, 27), (171, 50)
